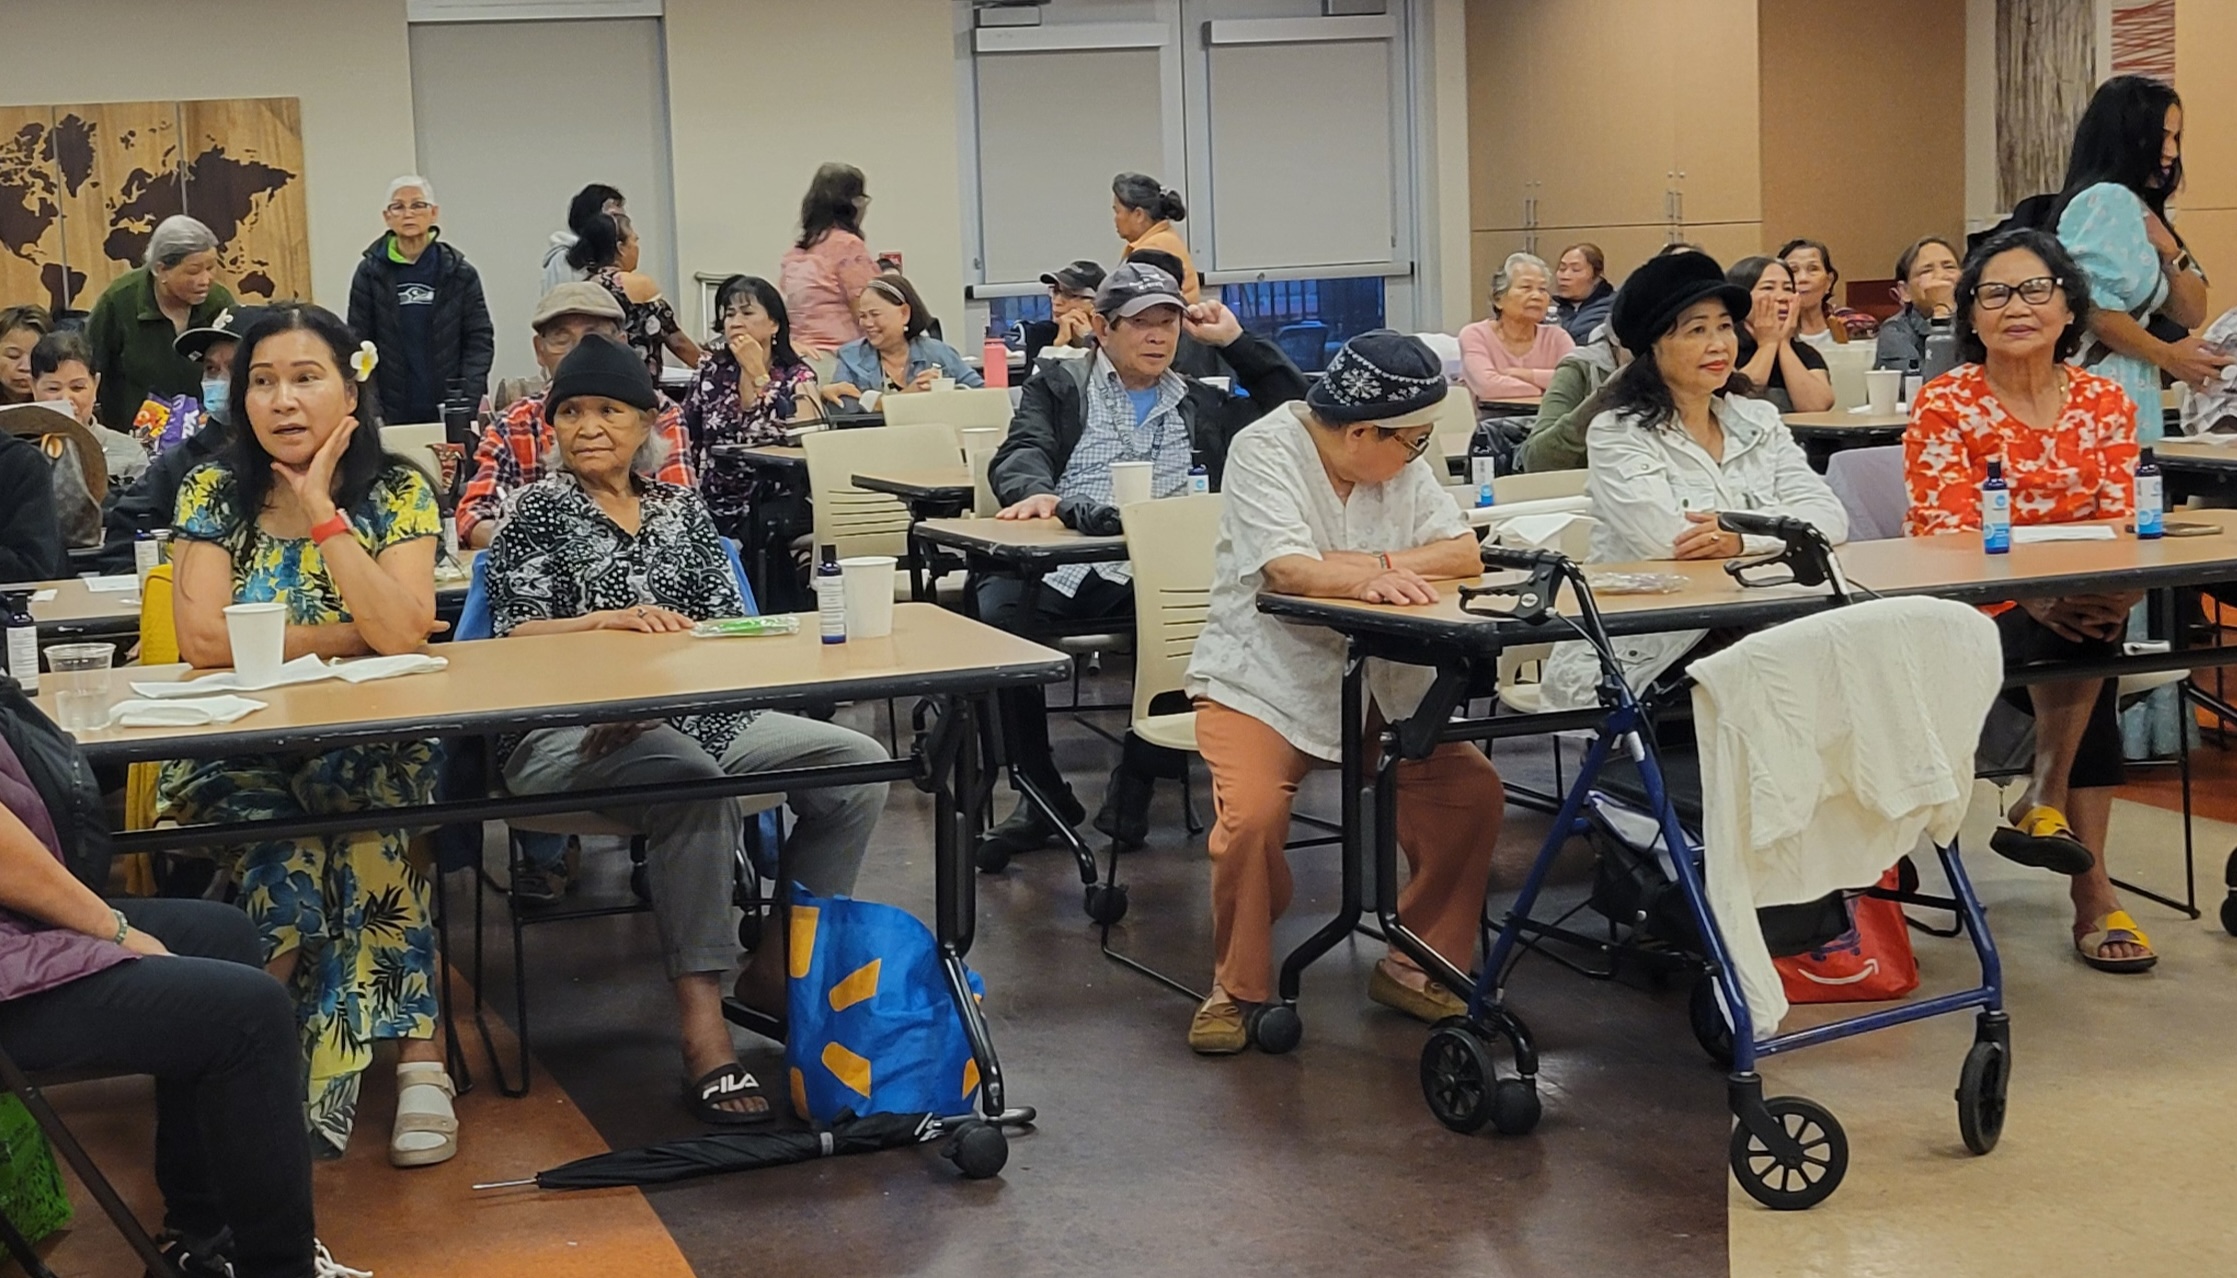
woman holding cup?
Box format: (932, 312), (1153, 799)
(822, 274), (981, 411)
(160, 305), (456, 1166)
(484, 334), (890, 1125)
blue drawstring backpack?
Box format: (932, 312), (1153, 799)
(786, 887), (985, 1123)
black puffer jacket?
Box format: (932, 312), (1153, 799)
(345, 234), (495, 423)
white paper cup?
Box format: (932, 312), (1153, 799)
(223, 601), (288, 688)
(838, 556), (897, 638)
(929, 376), (957, 393)
(1110, 460), (1154, 507)
(46, 642), (114, 734)
(1865, 369), (1902, 415)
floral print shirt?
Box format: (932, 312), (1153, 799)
(678, 349), (817, 526)
(592, 267), (684, 381)
(1903, 363), (2137, 538)
(172, 461), (438, 623)
(484, 472), (752, 758)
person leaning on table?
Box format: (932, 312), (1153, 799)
(483, 333), (890, 1128)
(1181, 331), (1501, 1054)
(1536, 249), (1850, 712)
(160, 304), (457, 1167)
(1902, 227), (2156, 974)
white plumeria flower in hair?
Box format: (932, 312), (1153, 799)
(350, 341), (379, 382)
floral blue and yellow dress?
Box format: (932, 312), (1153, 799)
(158, 460), (442, 1155)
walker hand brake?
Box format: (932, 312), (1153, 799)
(1718, 511), (1848, 601)
(1459, 545), (1567, 624)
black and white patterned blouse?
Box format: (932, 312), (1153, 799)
(485, 472), (752, 757)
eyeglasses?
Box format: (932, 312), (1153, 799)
(385, 201), (433, 214)
(1381, 427), (1434, 460)
(1974, 276), (2060, 309)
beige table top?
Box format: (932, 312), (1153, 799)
(2154, 437), (2237, 468)
(20, 575), (143, 633)
(1261, 518), (2237, 645)
(914, 516), (1128, 565)
(43, 603), (1071, 763)
(1783, 410), (1910, 430)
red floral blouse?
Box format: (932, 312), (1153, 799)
(1903, 363), (2138, 538)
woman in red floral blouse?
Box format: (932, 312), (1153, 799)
(1903, 228), (2155, 973)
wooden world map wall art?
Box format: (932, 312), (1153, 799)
(0, 97), (309, 313)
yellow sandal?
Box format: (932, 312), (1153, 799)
(2075, 909), (2158, 974)
(1990, 805), (2096, 875)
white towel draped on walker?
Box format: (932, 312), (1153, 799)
(1688, 597), (2003, 1036)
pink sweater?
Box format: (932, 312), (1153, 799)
(1458, 320), (1574, 400)
(780, 230), (878, 358)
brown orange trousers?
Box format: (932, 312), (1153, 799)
(1195, 698), (1504, 1004)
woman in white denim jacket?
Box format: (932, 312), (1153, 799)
(1541, 252), (1848, 710)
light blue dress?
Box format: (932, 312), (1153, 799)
(2057, 182), (2170, 442)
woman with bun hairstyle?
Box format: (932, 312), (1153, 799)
(1114, 172), (1199, 304)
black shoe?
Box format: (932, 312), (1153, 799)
(153, 1230), (236, 1278)
(1093, 766), (1155, 851)
(980, 790), (1084, 857)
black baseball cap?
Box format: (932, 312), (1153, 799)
(1040, 259), (1106, 296)
(175, 305), (273, 361)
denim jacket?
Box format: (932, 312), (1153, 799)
(830, 335), (982, 409)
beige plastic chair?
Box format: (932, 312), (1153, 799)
(1492, 469), (1588, 503)
(1822, 342), (1876, 411)
(1117, 492), (1224, 756)
(1430, 384), (1479, 459)
(880, 386), (1016, 440)
(801, 423), (963, 561)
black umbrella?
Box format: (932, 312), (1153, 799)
(474, 1111), (1010, 1189)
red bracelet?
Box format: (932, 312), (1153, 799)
(1378, 552), (1393, 571)
(309, 513), (352, 545)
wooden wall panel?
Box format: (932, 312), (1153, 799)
(1996, 0), (2094, 209)
(0, 105), (62, 310)
(0, 96), (306, 313)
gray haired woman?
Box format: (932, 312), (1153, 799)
(83, 213), (235, 429)
(1460, 250), (1575, 399)
(482, 333), (891, 1127)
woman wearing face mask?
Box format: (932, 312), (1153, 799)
(822, 274), (980, 411)
(99, 308), (269, 570)
(83, 215), (236, 430)
(161, 304), (457, 1168)
(679, 275), (821, 535)
(1729, 256), (1835, 412)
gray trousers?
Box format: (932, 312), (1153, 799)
(503, 713), (889, 980)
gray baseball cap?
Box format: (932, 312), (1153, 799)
(1094, 261), (1186, 319)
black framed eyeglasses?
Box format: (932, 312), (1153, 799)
(1381, 427), (1434, 460)
(1974, 276), (2060, 309)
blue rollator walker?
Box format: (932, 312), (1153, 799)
(1398, 515), (2009, 1211)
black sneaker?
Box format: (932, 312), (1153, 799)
(511, 837), (581, 906)
(1093, 765), (1155, 851)
(980, 790), (1084, 858)
(152, 1230), (236, 1278)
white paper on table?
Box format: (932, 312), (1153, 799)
(80, 575), (138, 593)
(329, 653), (448, 683)
(2010, 525), (2117, 543)
(31, 589), (56, 603)
(110, 696), (267, 727)
(131, 654), (331, 698)
(1490, 512), (1590, 548)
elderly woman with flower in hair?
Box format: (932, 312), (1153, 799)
(161, 304), (456, 1168)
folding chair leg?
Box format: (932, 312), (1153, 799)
(0, 1050), (173, 1277)
(1181, 768), (1204, 837)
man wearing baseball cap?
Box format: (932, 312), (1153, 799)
(455, 280), (696, 553)
(1180, 330), (1501, 1053)
(96, 305), (272, 571)
(1019, 258), (1105, 368)
(978, 261), (1307, 861)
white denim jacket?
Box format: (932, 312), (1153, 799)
(1540, 394), (1850, 709)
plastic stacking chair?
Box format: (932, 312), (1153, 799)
(879, 386), (1016, 439)
(802, 423), (964, 572)
(1491, 468), (1588, 503)
(0, 1045), (172, 1278)
(1429, 385), (1479, 464)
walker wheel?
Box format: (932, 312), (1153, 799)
(1956, 1039), (2009, 1155)
(1249, 1003), (1302, 1055)
(944, 1120), (1008, 1179)
(1420, 1022), (1497, 1134)
(1730, 1096), (1847, 1210)
(1083, 883), (1129, 926)
(629, 864), (651, 903)
(1689, 974), (1735, 1068)
(1490, 1078), (1542, 1136)
(2220, 892), (2237, 938)
(736, 908), (764, 953)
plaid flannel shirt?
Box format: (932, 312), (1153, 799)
(455, 389), (695, 544)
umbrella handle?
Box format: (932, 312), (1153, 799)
(470, 1178), (541, 1191)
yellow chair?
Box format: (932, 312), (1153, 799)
(120, 564), (178, 893)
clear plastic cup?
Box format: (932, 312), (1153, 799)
(45, 642), (115, 734)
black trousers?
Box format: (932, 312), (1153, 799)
(0, 899), (315, 1278)
(978, 570), (1176, 798)
(1995, 605), (2127, 789)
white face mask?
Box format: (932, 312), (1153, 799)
(201, 376), (230, 423)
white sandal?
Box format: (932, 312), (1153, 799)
(389, 1061), (458, 1168)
